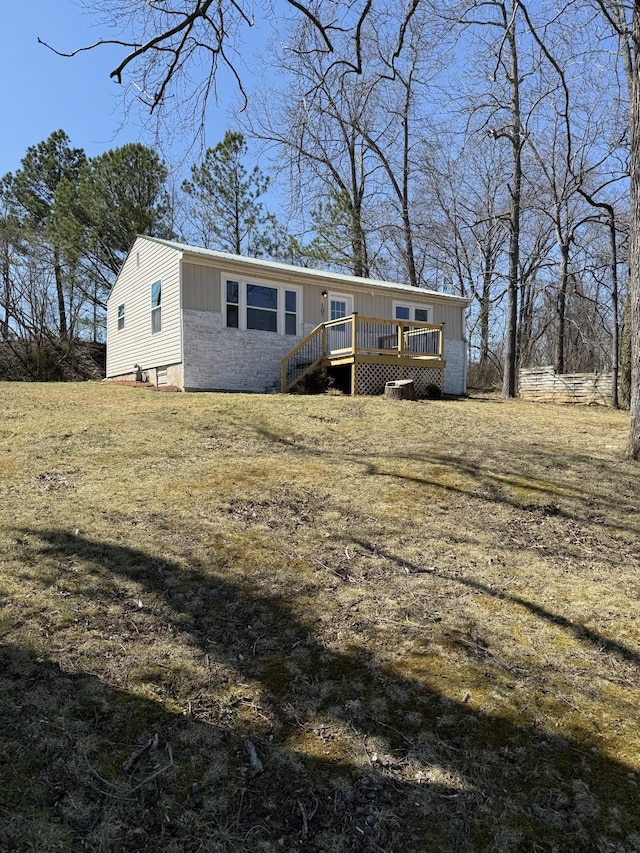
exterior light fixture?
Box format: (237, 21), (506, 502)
(321, 289), (328, 298)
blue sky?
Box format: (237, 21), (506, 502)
(0, 1), (260, 178)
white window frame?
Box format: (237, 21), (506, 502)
(151, 280), (162, 334)
(392, 300), (433, 324)
(328, 292), (354, 321)
(223, 275), (303, 336)
(117, 303), (125, 331)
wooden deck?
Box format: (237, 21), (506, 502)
(281, 314), (445, 394)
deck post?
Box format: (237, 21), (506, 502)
(281, 315), (445, 396)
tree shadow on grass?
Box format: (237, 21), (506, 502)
(5, 528), (640, 852)
(253, 423), (640, 541)
(349, 538), (640, 670)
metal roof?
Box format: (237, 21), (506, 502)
(139, 236), (469, 304)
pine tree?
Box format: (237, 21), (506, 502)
(181, 131), (277, 257)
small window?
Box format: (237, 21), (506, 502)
(117, 304), (125, 331)
(393, 302), (432, 324)
(328, 292), (353, 321)
(151, 280), (162, 334)
(226, 280), (239, 328)
(330, 298), (348, 320)
(285, 290), (297, 335)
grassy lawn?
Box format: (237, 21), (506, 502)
(0, 382), (639, 852)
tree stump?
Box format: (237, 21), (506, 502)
(385, 379), (416, 400)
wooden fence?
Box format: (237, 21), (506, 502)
(518, 366), (614, 406)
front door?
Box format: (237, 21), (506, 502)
(327, 292), (354, 354)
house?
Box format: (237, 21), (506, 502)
(106, 236), (469, 396)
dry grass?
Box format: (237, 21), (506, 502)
(0, 381), (639, 852)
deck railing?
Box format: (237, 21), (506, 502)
(280, 323), (326, 392)
(281, 314), (444, 392)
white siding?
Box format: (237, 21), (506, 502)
(106, 238), (182, 378)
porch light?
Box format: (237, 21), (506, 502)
(321, 289), (328, 298)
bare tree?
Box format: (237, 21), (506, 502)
(589, 0), (640, 452)
(42, 1), (419, 136)
(426, 145), (510, 373)
(575, 177), (627, 408)
(247, 21), (377, 277)
(452, 0), (540, 397)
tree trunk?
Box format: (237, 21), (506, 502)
(479, 267), (492, 367)
(385, 379), (416, 400)
(53, 247), (68, 339)
(518, 277), (534, 366)
(629, 1), (640, 458)
(608, 214), (620, 408)
(1, 238), (10, 340)
(555, 241), (569, 374)
(502, 15), (522, 399)
(401, 83), (418, 288)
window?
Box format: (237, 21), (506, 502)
(247, 284), (278, 332)
(224, 278), (301, 336)
(285, 290), (297, 335)
(226, 280), (239, 328)
(393, 301), (433, 324)
(151, 280), (162, 334)
(117, 304), (125, 331)
(330, 298), (347, 320)
(394, 301), (438, 354)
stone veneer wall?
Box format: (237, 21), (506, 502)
(182, 309), (467, 395)
(182, 310), (314, 392)
(443, 339), (467, 395)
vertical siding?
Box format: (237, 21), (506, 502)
(106, 237), (182, 377)
(302, 282), (463, 340)
(178, 257), (465, 344)
(182, 263), (221, 312)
